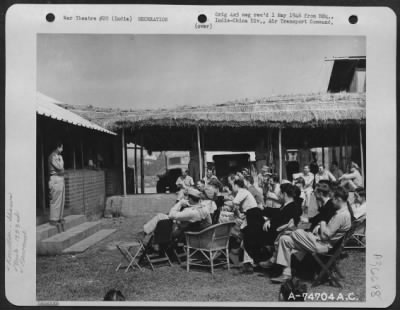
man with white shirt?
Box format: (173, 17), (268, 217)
(176, 169), (194, 201)
(293, 165), (314, 208)
(352, 187), (366, 219)
(232, 179), (258, 213)
(143, 188), (212, 238)
(176, 169), (194, 189)
(203, 168), (218, 185)
(315, 164), (336, 184)
(244, 175), (264, 208)
(232, 179), (261, 273)
(339, 162), (363, 191)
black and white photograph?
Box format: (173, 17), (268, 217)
(4, 4), (396, 307)
(35, 33), (367, 302)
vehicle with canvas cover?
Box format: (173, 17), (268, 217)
(156, 152), (189, 193)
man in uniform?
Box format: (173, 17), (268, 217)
(48, 141), (65, 231)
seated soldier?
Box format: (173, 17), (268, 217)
(244, 175), (264, 209)
(293, 165), (314, 207)
(176, 169), (195, 201)
(231, 179), (261, 271)
(199, 178), (221, 217)
(351, 187), (366, 238)
(262, 186), (351, 283)
(339, 162), (363, 191)
(143, 188), (212, 241)
(196, 179), (206, 193)
(352, 186), (366, 219)
(315, 164), (337, 184)
(307, 182), (336, 231)
(265, 175), (281, 208)
(257, 165), (271, 196)
(261, 183), (302, 246)
(203, 168), (218, 185)
(243, 183), (302, 270)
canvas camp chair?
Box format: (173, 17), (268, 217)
(311, 223), (356, 288)
(344, 215), (366, 249)
(137, 219), (174, 270)
(115, 219), (173, 272)
(185, 221), (235, 275)
(116, 241), (144, 272)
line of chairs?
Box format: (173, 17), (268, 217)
(116, 214), (365, 288)
(116, 219), (235, 274)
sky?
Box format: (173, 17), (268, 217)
(37, 34), (365, 110)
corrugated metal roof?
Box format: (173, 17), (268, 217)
(36, 92), (116, 135)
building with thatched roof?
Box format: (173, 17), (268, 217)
(94, 91), (364, 188)
(102, 92), (365, 150)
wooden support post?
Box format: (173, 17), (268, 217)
(80, 139), (84, 168)
(279, 127), (282, 181)
(121, 129), (127, 196)
(339, 132), (344, 171)
(134, 143), (138, 194)
(124, 140), (129, 193)
(40, 128), (46, 212)
(140, 144), (144, 194)
(359, 124), (365, 185)
(268, 130), (273, 170)
(202, 129), (207, 174)
(344, 129), (349, 171)
(322, 147), (325, 167)
(72, 146), (76, 169)
(197, 126), (203, 180)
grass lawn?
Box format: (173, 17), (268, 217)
(37, 200), (366, 302)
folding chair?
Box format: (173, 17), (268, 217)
(185, 221), (236, 275)
(116, 241), (144, 272)
(311, 225), (356, 288)
(172, 241), (187, 264)
(138, 219), (173, 270)
(345, 215), (366, 249)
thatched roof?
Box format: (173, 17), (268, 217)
(101, 92), (365, 131)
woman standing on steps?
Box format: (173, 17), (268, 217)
(48, 141), (65, 232)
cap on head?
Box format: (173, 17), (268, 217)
(187, 188), (201, 199)
(261, 165), (270, 173)
(242, 168), (250, 175)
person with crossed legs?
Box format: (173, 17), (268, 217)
(261, 186), (351, 283)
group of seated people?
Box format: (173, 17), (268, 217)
(141, 164), (366, 283)
(292, 160), (364, 194)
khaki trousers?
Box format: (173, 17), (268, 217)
(49, 175), (65, 221)
(276, 229), (330, 276)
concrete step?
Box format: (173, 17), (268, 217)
(62, 229), (117, 254)
(36, 215), (87, 243)
(38, 221), (102, 255)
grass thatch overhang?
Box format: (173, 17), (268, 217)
(101, 92), (365, 131)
